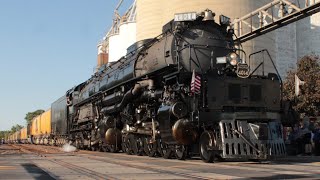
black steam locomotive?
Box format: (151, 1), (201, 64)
(52, 9), (285, 162)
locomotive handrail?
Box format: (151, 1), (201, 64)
(248, 49), (282, 84)
(249, 49), (283, 108)
(249, 62), (264, 77)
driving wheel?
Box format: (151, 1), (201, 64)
(158, 140), (172, 159)
(175, 145), (187, 160)
(199, 131), (215, 163)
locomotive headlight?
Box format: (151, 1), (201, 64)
(227, 52), (240, 66)
(230, 59), (238, 66)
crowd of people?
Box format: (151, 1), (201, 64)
(285, 117), (320, 156)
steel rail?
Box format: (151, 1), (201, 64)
(76, 151), (211, 180)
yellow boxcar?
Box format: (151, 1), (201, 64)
(12, 132), (16, 142)
(20, 127), (27, 142)
(14, 131), (20, 143)
(31, 115), (41, 137)
(8, 134), (12, 143)
(40, 109), (51, 135)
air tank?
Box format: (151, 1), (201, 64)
(136, 0), (277, 75)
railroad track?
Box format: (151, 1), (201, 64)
(46, 157), (117, 180)
(77, 151), (211, 180)
(8, 144), (117, 179)
(5, 144), (33, 154)
(4, 144), (320, 179)
(9, 144), (60, 155)
(12, 144), (211, 179)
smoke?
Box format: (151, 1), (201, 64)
(61, 142), (77, 153)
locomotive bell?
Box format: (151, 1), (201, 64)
(172, 119), (198, 145)
(105, 128), (122, 145)
(202, 9), (215, 21)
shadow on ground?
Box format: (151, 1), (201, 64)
(21, 163), (56, 180)
(245, 174), (313, 179)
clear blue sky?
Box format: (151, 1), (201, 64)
(0, 0), (133, 131)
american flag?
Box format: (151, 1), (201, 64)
(190, 70), (201, 95)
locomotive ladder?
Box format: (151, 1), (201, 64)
(231, 0), (320, 44)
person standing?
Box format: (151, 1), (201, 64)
(313, 123), (320, 156)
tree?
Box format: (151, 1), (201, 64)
(283, 55), (320, 116)
(0, 131), (10, 139)
(10, 124), (23, 133)
(25, 109), (45, 125)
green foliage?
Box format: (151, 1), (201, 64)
(0, 131), (11, 139)
(0, 125), (23, 139)
(283, 55), (320, 116)
(25, 109), (45, 125)
(10, 124), (23, 133)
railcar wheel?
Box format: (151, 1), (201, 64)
(129, 135), (139, 155)
(121, 135), (127, 153)
(159, 141), (172, 159)
(101, 146), (108, 152)
(75, 140), (80, 149)
(91, 146), (96, 151)
(124, 134), (133, 155)
(199, 131), (215, 163)
(121, 141), (127, 153)
(175, 145), (187, 160)
(109, 144), (118, 153)
(98, 145), (103, 152)
(136, 137), (144, 156)
(144, 137), (156, 157)
(126, 142), (132, 155)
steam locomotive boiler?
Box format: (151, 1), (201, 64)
(61, 9), (285, 162)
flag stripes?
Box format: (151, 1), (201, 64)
(191, 70), (201, 94)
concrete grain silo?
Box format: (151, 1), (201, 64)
(273, 0), (320, 77)
(97, 1), (137, 69)
(296, 0), (320, 58)
(108, 22), (137, 63)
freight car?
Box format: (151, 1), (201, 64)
(20, 127), (28, 144)
(29, 109), (51, 145)
(46, 9), (287, 162)
(5, 110), (53, 146)
(9, 131), (20, 144)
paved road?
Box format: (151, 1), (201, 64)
(1, 144), (320, 179)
